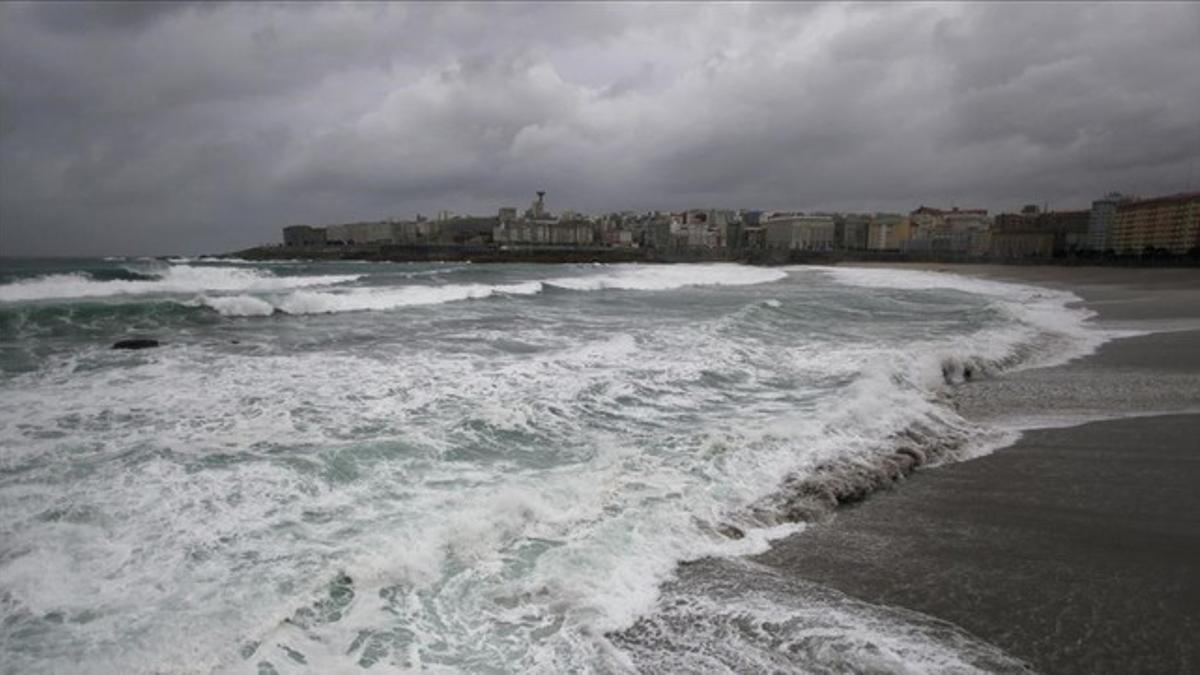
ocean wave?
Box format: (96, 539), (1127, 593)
(0, 265), (363, 302)
(0, 300), (208, 342)
(167, 256), (306, 265)
(84, 267), (162, 282)
(546, 263), (787, 291)
(713, 269), (1118, 537)
(0, 264), (1111, 672)
(191, 264), (785, 317)
(192, 281), (544, 316)
(811, 265), (1117, 371)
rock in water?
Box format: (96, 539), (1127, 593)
(112, 338), (160, 350)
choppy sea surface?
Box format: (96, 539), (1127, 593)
(0, 258), (1112, 673)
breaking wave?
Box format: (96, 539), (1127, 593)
(193, 264), (789, 317)
(545, 263), (787, 291)
(0, 265), (362, 302)
(0, 263), (1110, 672)
(193, 282), (545, 316)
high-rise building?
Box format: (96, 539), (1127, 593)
(1111, 192), (1200, 255)
(1087, 193), (1132, 251)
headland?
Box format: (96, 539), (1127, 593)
(230, 189), (1200, 268)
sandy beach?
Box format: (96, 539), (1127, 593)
(755, 265), (1200, 673)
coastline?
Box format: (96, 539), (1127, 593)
(752, 265), (1200, 673)
(226, 245), (1200, 269)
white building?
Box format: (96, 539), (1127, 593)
(763, 213), (836, 250)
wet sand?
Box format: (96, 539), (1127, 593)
(755, 266), (1200, 673)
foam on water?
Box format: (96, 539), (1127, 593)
(810, 265), (1122, 371)
(188, 264), (786, 317)
(0, 264), (362, 302)
(613, 558), (1031, 673)
(546, 263), (788, 291)
(194, 281), (544, 316)
(0, 263), (1109, 673)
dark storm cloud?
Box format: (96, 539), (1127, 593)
(1, 1), (1197, 256)
(27, 0), (196, 35)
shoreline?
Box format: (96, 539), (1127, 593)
(224, 245), (1200, 268)
(749, 264), (1200, 672)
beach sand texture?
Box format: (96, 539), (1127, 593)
(756, 265), (1200, 674)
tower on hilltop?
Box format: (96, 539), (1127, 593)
(533, 191), (546, 219)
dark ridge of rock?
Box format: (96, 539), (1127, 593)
(716, 525), (746, 540)
(895, 446), (927, 466)
(111, 338), (161, 350)
(724, 420), (980, 538)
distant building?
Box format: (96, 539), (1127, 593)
(526, 191), (549, 221)
(494, 222), (592, 246)
(866, 214), (910, 250)
(764, 213), (836, 251)
(390, 220), (438, 244)
(655, 209), (738, 250)
(989, 207), (1090, 258)
(1111, 192), (1200, 255)
(990, 207), (1050, 258)
(1087, 193), (1133, 251)
(282, 225), (326, 247)
(1039, 209), (1091, 254)
(839, 214), (870, 250)
(739, 209), (764, 227)
(644, 218), (673, 251)
(326, 222), (393, 245)
(742, 226), (767, 250)
(905, 206), (990, 255)
(601, 228), (635, 247)
(438, 216), (499, 245)
(493, 191), (593, 246)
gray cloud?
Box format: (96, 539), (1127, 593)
(1, 1), (1198, 256)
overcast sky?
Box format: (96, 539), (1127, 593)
(1, 1), (1198, 256)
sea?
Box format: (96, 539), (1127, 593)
(0, 258), (1113, 674)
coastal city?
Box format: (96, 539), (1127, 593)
(276, 189), (1200, 263)
(5, 2), (1200, 673)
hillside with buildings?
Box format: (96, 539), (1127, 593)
(260, 189), (1200, 265)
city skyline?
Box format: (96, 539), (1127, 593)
(2, 1), (1198, 256)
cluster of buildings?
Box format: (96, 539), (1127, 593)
(282, 189), (1200, 259)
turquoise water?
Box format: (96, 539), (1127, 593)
(0, 258), (1103, 673)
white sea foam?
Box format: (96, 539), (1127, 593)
(809, 265), (1122, 370)
(193, 281), (543, 316)
(546, 263), (787, 291)
(167, 256), (310, 265)
(194, 294), (276, 317)
(0, 263), (1093, 672)
(190, 264), (783, 317)
(0, 265), (362, 302)
(614, 558), (1030, 673)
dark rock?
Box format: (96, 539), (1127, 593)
(112, 338), (160, 350)
(717, 524), (745, 540)
(895, 446), (927, 467)
(886, 452), (917, 478)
